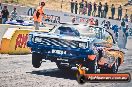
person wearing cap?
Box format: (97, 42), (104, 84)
(88, 2), (92, 16)
(118, 23), (128, 49)
(1, 6), (9, 24)
(33, 1), (45, 30)
(112, 25), (118, 42)
(121, 18), (125, 28)
(124, 14), (128, 22)
(79, 0), (85, 14)
(98, 2), (102, 17)
(111, 4), (115, 19)
(104, 3), (108, 18)
(118, 5), (122, 20)
(10, 7), (18, 20)
(74, 1), (78, 14)
(92, 2), (97, 17)
(118, 28), (125, 49)
(124, 24), (129, 49)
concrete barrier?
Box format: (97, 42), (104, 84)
(0, 24), (35, 45)
(0, 24), (50, 45)
(0, 28), (49, 54)
(0, 28), (31, 54)
(0, 24), (11, 46)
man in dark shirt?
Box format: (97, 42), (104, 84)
(98, 2), (102, 17)
(75, 1), (78, 14)
(79, 1), (84, 14)
(121, 19), (125, 27)
(71, 0), (74, 13)
(104, 3), (108, 18)
(88, 2), (92, 16)
(1, 6), (9, 24)
(118, 5), (122, 20)
(92, 2), (97, 17)
(111, 4), (115, 19)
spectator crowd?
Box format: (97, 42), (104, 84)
(0, 5), (18, 24)
(0, 1), (132, 24)
(101, 18), (130, 49)
(70, 0), (132, 22)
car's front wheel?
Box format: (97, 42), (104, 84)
(32, 52), (42, 68)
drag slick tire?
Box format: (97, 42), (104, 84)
(32, 52), (42, 68)
(76, 71), (86, 84)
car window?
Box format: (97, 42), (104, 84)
(55, 26), (80, 36)
(105, 31), (115, 44)
(94, 27), (115, 44)
(94, 27), (105, 39)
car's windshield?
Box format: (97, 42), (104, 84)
(54, 24), (105, 39)
(54, 25), (80, 36)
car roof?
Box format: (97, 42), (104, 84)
(60, 23), (95, 27)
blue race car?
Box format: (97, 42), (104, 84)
(27, 23), (124, 73)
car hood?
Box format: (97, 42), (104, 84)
(29, 31), (95, 42)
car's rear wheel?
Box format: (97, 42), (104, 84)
(32, 52), (42, 68)
(76, 71), (86, 84)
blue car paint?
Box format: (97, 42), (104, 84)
(27, 24), (101, 61)
(27, 40), (94, 60)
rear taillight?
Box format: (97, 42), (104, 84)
(88, 55), (96, 60)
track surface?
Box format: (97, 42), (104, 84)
(0, 38), (132, 87)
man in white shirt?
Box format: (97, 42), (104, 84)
(10, 7), (18, 20)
